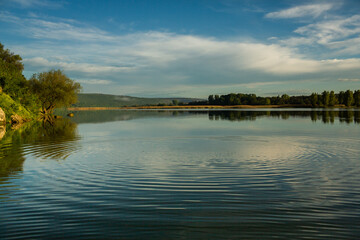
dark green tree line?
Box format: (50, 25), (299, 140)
(207, 90), (360, 107)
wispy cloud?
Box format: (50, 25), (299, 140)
(7, 0), (64, 8)
(338, 78), (360, 82)
(266, 3), (334, 19)
(76, 79), (113, 85)
(275, 9), (360, 56)
(0, 11), (113, 42)
(23, 57), (134, 74)
(295, 15), (360, 44)
(2, 11), (360, 96)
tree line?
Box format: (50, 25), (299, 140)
(0, 43), (81, 118)
(207, 90), (360, 107)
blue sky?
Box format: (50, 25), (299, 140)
(1, 0), (360, 97)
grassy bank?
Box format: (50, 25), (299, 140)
(0, 93), (35, 121)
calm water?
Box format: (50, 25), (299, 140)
(1, 109), (360, 239)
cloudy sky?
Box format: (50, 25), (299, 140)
(1, 0), (360, 97)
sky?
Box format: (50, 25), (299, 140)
(0, 0), (360, 98)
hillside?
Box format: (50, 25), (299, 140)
(0, 93), (34, 121)
(72, 93), (204, 107)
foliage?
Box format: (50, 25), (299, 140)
(354, 90), (360, 107)
(329, 91), (336, 106)
(29, 70), (81, 115)
(0, 43), (40, 118)
(0, 92), (34, 120)
(207, 90), (360, 107)
(0, 43), (27, 100)
(344, 90), (354, 107)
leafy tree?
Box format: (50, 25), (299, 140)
(208, 95), (214, 104)
(172, 99), (179, 106)
(329, 91), (336, 106)
(29, 70), (81, 115)
(0, 43), (23, 71)
(338, 91), (345, 105)
(310, 93), (318, 107)
(344, 90), (354, 107)
(280, 94), (290, 104)
(0, 43), (27, 99)
(265, 98), (271, 105)
(322, 91), (330, 106)
(354, 90), (360, 107)
(214, 95), (220, 105)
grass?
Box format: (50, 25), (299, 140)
(0, 92), (34, 121)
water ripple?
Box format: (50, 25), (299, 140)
(1, 113), (360, 239)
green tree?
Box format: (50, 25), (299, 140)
(329, 91), (336, 106)
(208, 95), (214, 105)
(354, 90), (360, 107)
(29, 70), (81, 115)
(338, 91), (345, 105)
(172, 99), (179, 106)
(265, 98), (271, 105)
(322, 91), (330, 106)
(280, 94), (290, 104)
(344, 90), (354, 107)
(0, 43), (27, 99)
(310, 93), (318, 107)
(214, 95), (220, 105)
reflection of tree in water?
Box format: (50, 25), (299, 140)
(208, 110), (360, 124)
(29, 119), (80, 160)
(0, 119), (80, 188)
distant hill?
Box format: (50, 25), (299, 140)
(72, 93), (204, 107)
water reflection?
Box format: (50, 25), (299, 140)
(208, 109), (360, 124)
(0, 119), (80, 188)
(62, 109), (360, 125)
(0, 110), (359, 239)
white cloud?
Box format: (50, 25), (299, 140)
(7, 0), (63, 8)
(275, 12), (360, 56)
(266, 3), (334, 19)
(76, 79), (113, 85)
(338, 78), (360, 82)
(23, 57), (134, 74)
(295, 15), (360, 45)
(2, 11), (360, 96)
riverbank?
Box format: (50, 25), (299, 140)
(67, 104), (354, 111)
(0, 93), (36, 123)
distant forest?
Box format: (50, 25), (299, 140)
(194, 90), (360, 107)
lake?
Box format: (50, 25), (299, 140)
(1, 109), (360, 239)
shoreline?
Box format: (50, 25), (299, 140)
(66, 104), (354, 111)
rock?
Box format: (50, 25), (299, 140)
(0, 125), (5, 140)
(10, 114), (23, 124)
(0, 112), (5, 124)
(0, 108), (5, 124)
(67, 113), (74, 117)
